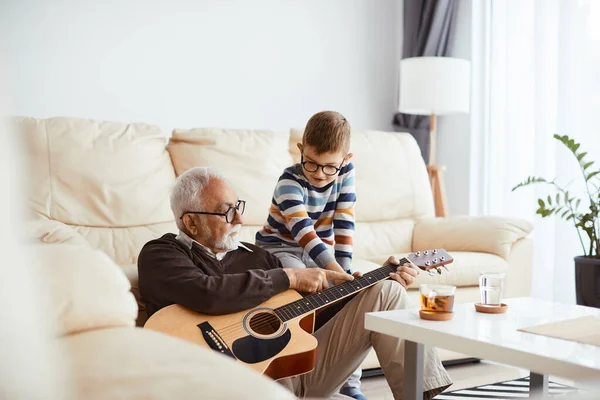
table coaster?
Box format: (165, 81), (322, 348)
(475, 302), (508, 314)
(419, 310), (454, 321)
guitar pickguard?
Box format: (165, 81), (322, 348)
(232, 329), (291, 364)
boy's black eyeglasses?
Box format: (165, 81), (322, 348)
(180, 200), (246, 224)
(301, 155), (345, 176)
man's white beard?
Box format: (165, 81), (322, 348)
(215, 225), (241, 251)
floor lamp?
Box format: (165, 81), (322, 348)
(398, 56), (471, 217)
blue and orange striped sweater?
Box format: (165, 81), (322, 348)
(255, 162), (356, 271)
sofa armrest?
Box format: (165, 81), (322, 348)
(412, 216), (533, 260)
(25, 219), (90, 247)
(31, 244), (138, 336)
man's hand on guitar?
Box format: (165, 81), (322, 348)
(283, 268), (354, 293)
(385, 256), (420, 289)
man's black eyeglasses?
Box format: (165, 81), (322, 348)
(301, 155), (345, 176)
(180, 200), (246, 224)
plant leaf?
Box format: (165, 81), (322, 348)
(561, 210), (570, 218)
(576, 199), (581, 209)
(587, 171), (600, 181)
(538, 199), (545, 208)
(547, 195), (552, 205)
(512, 176), (548, 191)
(583, 161), (594, 170)
(577, 152), (588, 161)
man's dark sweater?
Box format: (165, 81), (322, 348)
(138, 233), (290, 317)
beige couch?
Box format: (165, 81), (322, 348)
(28, 243), (296, 399)
(17, 116), (533, 371)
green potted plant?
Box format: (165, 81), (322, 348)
(512, 134), (600, 307)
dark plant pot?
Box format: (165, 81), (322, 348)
(574, 256), (600, 308)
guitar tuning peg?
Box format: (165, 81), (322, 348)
(440, 256), (445, 261)
(425, 261), (431, 266)
(433, 249), (438, 254)
(436, 268), (442, 275)
(424, 250), (429, 255)
(433, 258), (438, 263)
(416, 251), (421, 256)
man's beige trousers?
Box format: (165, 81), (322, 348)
(280, 281), (452, 400)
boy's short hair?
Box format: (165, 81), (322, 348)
(302, 111), (351, 154)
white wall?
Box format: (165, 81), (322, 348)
(437, 0), (473, 215)
(0, 0), (401, 133)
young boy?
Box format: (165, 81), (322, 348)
(256, 111), (364, 400)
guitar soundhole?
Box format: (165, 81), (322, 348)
(249, 312), (281, 335)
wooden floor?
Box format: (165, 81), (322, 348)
(361, 361), (527, 400)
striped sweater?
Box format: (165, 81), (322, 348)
(255, 162), (356, 270)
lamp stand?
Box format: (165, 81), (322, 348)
(427, 113), (449, 217)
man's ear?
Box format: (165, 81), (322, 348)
(182, 215), (198, 235)
(297, 143), (303, 153)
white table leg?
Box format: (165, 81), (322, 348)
(404, 340), (424, 400)
(530, 372), (549, 398)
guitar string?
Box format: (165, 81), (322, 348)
(214, 267), (447, 341)
(211, 260), (448, 337)
(210, 260), (439, 337)
(208, 258), (447, 337)
(213, 274), (389, 337)
(212, 266), (398, 337)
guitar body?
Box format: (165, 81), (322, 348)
(144, 289), (318, 380)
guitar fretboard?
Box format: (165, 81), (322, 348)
(273, 258), (408, 322)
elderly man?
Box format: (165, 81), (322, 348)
(138, 167), (452, 400)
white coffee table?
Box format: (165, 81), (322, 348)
(365, 297), (600, 400)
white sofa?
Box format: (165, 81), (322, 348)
(17, 116), (533, 371)
(28, 243), (296, 400)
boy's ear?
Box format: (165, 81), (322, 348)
(296, 143), (303, 153)
(344, 153), (354, 163)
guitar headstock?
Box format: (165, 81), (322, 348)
(406, 249), (453, 276)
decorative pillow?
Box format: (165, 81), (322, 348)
(30, 244), (138, 336)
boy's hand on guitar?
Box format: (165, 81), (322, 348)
(283, 268), (354, 293)
(385, 256), (420, 289)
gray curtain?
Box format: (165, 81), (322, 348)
(393, 0), (459, 163)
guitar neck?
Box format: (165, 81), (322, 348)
(273, 258), (408, 322)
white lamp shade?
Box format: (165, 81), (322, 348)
(399, 56), (471, 116)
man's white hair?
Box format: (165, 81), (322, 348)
(170, 167), (224, 230)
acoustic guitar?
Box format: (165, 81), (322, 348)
(144, 249), (453, 380)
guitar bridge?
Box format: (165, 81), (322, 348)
(197, 322), (236, 359)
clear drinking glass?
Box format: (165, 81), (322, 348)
(419, 284), (456, 312)
(479, 272), (505, 306)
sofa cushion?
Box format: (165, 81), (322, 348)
(167, 128), (293, 226)
(353, 219), (415, 259)
(413, 216), (534, 260)
(31, 244), (138, 336)
(351, 251), (507, 288)
(15, 117), (177, 265)
(16, 117), (176, 226)
(61, 327), (296, 400)
(290, 128), (435, 222)
(72, 221), (177, 266)
(25, 219), (90, 247)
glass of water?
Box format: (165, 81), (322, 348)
(479, 272), (505, 306)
